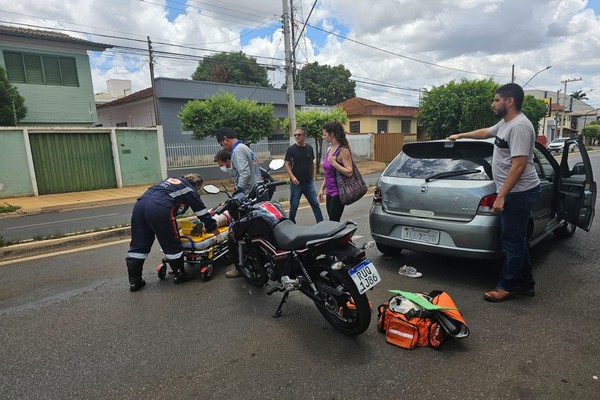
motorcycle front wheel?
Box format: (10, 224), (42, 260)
(227, 237), (268, 287)
(313, 270), (371, 336)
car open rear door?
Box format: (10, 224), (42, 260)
(557, 138), (596, 231)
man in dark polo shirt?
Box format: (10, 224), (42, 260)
(284, 127), (323, 223)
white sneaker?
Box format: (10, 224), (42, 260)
(398, 265), (422, 278)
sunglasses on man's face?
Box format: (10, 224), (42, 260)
(294, 134), (303, 137)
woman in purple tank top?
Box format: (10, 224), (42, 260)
(318, 121), (354, 221)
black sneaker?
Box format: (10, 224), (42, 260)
(513, 287), (535, 297)
(130, 280), (146, 292)
(173, 271), (195, 284)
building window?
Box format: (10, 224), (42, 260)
(349, 121), (360, 133)
(377, 119), (388, 133)
(3, 51), (79, 87)
(116, 122), (128, 127)
(401, 119), (411, 133)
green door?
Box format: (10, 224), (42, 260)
(29, 132), (117, 194)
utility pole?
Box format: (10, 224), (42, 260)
(511, 65), (515, 83)
(290, 0), (297, 82)
(282, 0), (296, 142)
(559, 77), (582, 137)
(147, 36), (160, 126)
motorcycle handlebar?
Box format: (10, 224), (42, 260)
(267, 180), (288, 188)
(212, 202), (229, 215)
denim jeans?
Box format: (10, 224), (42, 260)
(497, 185), (541, 291)
(288, 181), (324, 223)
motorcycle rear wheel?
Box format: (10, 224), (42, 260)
(314, 270), (371, 336)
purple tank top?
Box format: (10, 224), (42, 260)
(323, 147), (341, 196)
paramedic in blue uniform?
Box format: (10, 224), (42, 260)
(125, 173), (221, 292)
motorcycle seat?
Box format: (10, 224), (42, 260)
(273, 220), (346, 250)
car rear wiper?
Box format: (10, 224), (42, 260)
(425, 169), (481, 182)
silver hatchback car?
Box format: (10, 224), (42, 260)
(369, 138), (596, 259)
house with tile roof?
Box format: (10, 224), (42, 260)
(0, 25), (111, 126)
(336, 97), (419, 135)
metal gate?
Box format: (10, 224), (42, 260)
(373, 133), (405, 163)
(29, 132), (117, 194)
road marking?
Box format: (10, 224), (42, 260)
(0, 239), (130, 266)
(4, 213), (121, 230)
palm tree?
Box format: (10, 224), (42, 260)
(571, 90), (589, 100)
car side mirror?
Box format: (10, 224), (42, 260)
(571, 162), (585, 176)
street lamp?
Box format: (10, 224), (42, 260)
(523, 66), (552, 88)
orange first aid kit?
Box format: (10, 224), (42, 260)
(377, 290), (469, 350)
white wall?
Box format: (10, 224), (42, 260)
(96, 98), (155, 127)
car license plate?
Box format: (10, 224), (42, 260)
(348, 259), (381, 294)
(401, 226), (440, 244)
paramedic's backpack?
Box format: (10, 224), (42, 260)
(377, 290), (469, 350)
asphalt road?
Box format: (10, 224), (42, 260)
(1, 192), (599, 399)
(0, 174), (383, 243)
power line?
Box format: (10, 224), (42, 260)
(136, 0), (277, 28)
(305, 22), (503, 78)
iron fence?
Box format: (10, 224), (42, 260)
(165, 135), (372, 168)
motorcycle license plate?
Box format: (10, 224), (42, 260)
(348, 259), (381, 294)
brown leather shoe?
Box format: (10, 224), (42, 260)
(225, 267), (242, 279)
(483, 288), (513, 302)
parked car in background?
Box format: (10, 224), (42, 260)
(548, 137), (578, 153)
(369, 138), (596, 259)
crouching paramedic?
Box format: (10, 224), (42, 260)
(125, 173), (221, 291)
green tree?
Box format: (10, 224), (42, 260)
(293, 62), (356, 105)
(0, 66), (27, 125)
(191, 51), (271, 87)
(582, 121), (600, 145)
(417, 79), (499, 139)
(179, 92), (277, 144)
(283, 107), (348, 174)
(521, 95), (548, 135)
(570, 90), (589, 100)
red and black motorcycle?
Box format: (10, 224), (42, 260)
(204, 161), (381, 336)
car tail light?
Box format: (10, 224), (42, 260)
(477, 193), (497, 215)
(373, 187), (382, 203)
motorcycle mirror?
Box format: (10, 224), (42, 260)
(269, 159), (285, 171)
(203, 185), (220, 194)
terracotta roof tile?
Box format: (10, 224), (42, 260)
(337, 97), (418, 117)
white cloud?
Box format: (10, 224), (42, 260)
(1, 0), (599, 108)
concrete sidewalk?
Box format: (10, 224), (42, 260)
(1, 160), (387, 216)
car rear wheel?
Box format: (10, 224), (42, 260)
(553, 221), (576, 238)
(375, 241), (402, 255)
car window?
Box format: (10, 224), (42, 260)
(385, 142), (493, 180)
(533, 148), (555, 182)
